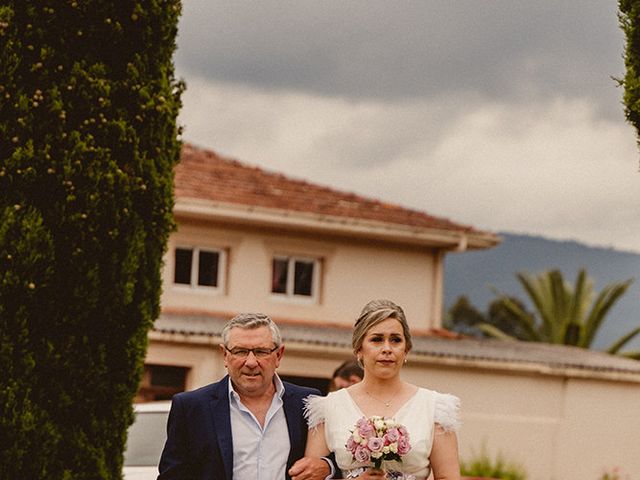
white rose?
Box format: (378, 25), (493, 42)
(382, 446), (390, 454)
(389, 443), (398, 453)
(374, 419), (385, 430)
(371, 451), (383, 459)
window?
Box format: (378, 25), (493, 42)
(271, 256), (319, 300)
(174, 247), (225, 289)
(135, 364), (188, 402)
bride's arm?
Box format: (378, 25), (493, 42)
(289, 423), (333, 480)
(304, 422), (330, 456)
(290, 395), (339, 479)
(430, 424), (461, 480)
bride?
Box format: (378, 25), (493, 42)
(303, 300), (461, 480)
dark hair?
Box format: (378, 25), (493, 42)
(332, 360), (364, 381)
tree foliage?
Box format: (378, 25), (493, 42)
(446, 295), (532, 340)
(445, 295), (486, 337)
(619, 0), (640, 151)
(0, 1), (183, 478)
(480, 269), (640, 358)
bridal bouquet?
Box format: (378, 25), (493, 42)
(345, 416), (412, 470)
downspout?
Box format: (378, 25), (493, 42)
(455, 233), (468, 252)
(433, 233), (468, 328)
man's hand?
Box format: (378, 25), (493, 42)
(289, 456), (331, 480)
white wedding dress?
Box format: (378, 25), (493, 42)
(304, 388), (460, 480)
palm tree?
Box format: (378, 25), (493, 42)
(446, 295), (532, 340)
(479, 269), (640, 358)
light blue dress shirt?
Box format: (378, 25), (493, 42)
(228, 375), (291, 480)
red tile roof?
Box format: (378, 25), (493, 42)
(175, 143), (484, 234)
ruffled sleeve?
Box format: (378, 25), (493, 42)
(433, 392), (461, 433)
(303, 394), (326, 429)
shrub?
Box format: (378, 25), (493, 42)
(0, 1), (182, 478)
(460, 445), (527, 480)
(599, 466), (631, 480)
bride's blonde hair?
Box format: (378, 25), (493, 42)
(352, 299), (413, 354)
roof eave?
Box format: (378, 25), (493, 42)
(174, 197), (500, 250)
(147, 330), (640, 384)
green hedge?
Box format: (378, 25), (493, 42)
(461, 445), (527, 480)
(620, 0), (640, 145)
(0, 1), (182, 478)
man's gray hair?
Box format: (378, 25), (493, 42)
(221, 312), (283, 347)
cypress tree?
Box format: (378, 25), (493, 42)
(0, 1), (183, 478)
(620, 0), (640, 149)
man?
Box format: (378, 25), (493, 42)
(158, 313), (335, 479)
(329, 359), (363, 391)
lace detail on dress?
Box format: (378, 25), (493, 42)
(433, 392), (461, 433)
(344, 467), (417, 479)
(303, 394), (326, 429)
(344, 467), (367, 478)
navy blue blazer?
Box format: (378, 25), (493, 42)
(157, 376), (319, 480)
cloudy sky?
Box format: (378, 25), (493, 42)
(173, 1), (640, 253)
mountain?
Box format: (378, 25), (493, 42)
(444, 233), (640, 351)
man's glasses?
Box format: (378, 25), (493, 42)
(225, 346), (279, 358)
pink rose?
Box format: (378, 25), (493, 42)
(384, 427), (400, 444)
(346, 436), (358, 453)
(356, 417), (369, 428)
(354, 445), (371, 463)
(367, 436), (384, 452)
(397, 436), (411, 455)
(358, 422), (375, 439)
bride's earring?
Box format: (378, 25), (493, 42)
(357, 357), (363, 368)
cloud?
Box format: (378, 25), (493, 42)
(175, 0), (624, 117)
(178, 76), (640, 252)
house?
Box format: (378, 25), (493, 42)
(141, 143), (640, 480)
(141, 142), (498, 394)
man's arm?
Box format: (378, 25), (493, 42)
(157, 396), (192, 479)
(289, 456), (336, 480)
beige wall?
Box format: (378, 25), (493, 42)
(162, 218), (443, 330)
(148, 337), (640, 480)
(555, 378), (640, 480)
(402, 359), (640, 480)
(145, 338), (225, 390)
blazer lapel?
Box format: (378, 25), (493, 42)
(283, 387), (303, 471)
(210, 377), (233, 480)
